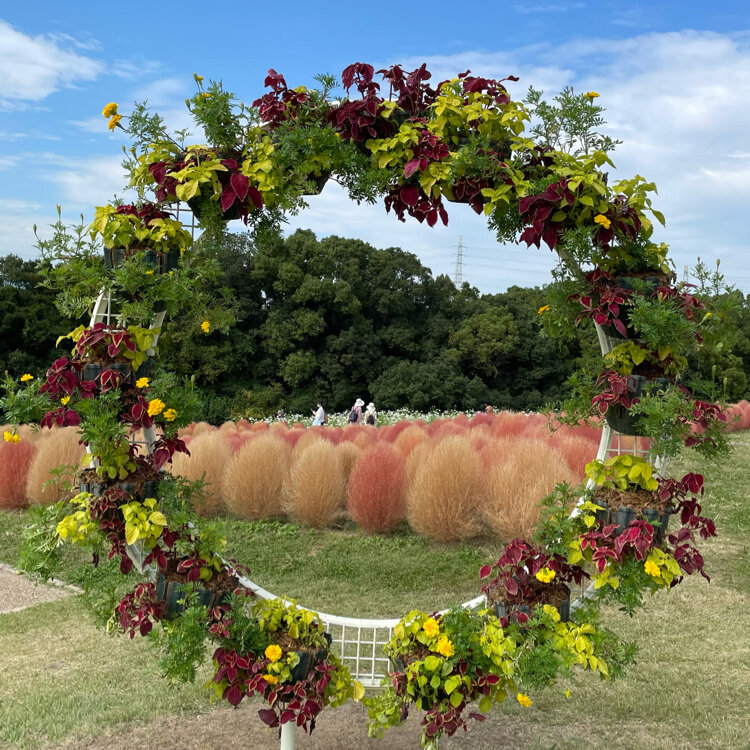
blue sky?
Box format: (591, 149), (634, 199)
(1, 2), (749, 293)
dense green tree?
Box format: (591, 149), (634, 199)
(0, 255), (72, 377)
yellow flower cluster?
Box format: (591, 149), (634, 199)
(201, 320), (211, 333)
(422, 618), (440, 638)
(135, 377), (150, 388)
(3, 431), (20, 443)
(535, 567), (556, 583)
(163, 408), (178, 422)
(594, 214), (611, 230)
(20, 373), (34, 382)
(644, 559), (661, 578)
(265, 644), (283, 663)
(584, 91), (600, 99)
(102, 102), (122, 131)
(537, 304), (550, 315)
(434, 636), (454, 658)
(147, 398), (165, 417)
(60, 396), (71, 405)
(517, 692), (533, 707)
(262, 674), (278, 684)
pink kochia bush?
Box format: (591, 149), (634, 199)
(0, 440), (37, 509)
(348, 443), (407, 532)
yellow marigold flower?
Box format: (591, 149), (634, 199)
(422, 618), (440, 638)
(535, 567), (556, 584)
(201, 320), (211, 334)
(517, 693), (533, 707)
(60, 396), (71, 406)
(20, 373), (33, 382)
(102, 102), (118, 117)
(147, 398), (165, 417)
(135, 377), (150, 389)
(434, 636), (454, 658)
(537, 304), (550, 315)
(265, 644), (283, 663)
(202, 92), (211, 99)
(565, 689), (572, 699)
(543, 604), (560, 622)
(3, 431), (20, 444)
(145, 269), (154, 275)
(108, 114), (123, 131)
(163, 408), (178, 422)
(584, 91), (600, 99)
(644, 559), (661, 578)
(194, 74), (204, 83)
(262, 674), (278, 684)
(594, 214), (611, 230)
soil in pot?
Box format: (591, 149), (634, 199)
(487, 581), (571, 623)
(593, 486), (672, 540)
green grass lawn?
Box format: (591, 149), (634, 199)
(0, 442), (748, 749)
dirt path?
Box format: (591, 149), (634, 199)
(0, 563), (74, 614)
(41, 700), (542, 750)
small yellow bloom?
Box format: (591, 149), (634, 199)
(135, 377), (150, 389)
(262, 674), (278, 684)
(543, 604), (560, 622)
(422, 618), (440, 638)
(145, 269), (154, 275)
(584, 91), (600, 99)
(202, 92), (211, 99)
(537, 304), (550, 315)
(102, 102), (118, 117)
(594, 214), (611, 230)
(163, 408), (178, 422)
(194, 74), (204, 83)
(434, 636), (454, 658)
(20, 373), (34, 382)
(108, 114), (123, 131)
(565, 689), (572, 699)
(535, 567), (556, 584)
(147, 398), (165, 417)
(265, 644), (283, 663)
(517, 693), (533, 707)
(60, 396), (71, 406)
(644, 559), (661, 578)
(201, 320), (211, 334)
(3, 431), (20, 444)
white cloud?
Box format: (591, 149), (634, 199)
(0, 19), (102, 101)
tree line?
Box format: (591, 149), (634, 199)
(3, 231), (749, 422)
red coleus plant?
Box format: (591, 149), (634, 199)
(449, 176), (490, 214)
(151, 435), (190, 471)
(590, 194), (643, 250)
(40, 406), (81, 428)
(74, 324), (136, 362)
(115, 202), (173, 224)
(116, 582), (164, 638)
(403, 129), (450, 179)
(384, 184), (448, 227)
(518, 178), (576, 250)
(377, 63), (437, 116)
(40, 356), (79, 399)
(479, 539), (587, 625)
(569, 269), (633, 336)
(252, 68), (314, 128)
(592, 371), (638, 414)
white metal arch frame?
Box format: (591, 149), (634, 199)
(88, 208), (664, 692)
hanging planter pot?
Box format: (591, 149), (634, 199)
(187, 192), (243, 222)
(493, 592), (570, 623)
(155, 572), (219, 616)
(289, 633), (333, 682)
(605, 374), (671, 435)
(592, 497), (671, 542)
(299, 171), (330, 196)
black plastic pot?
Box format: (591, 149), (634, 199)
(300, 171), (330, 196)
(643, 508), (671, 543)
(187, 193), (242, 222)
(595, 500), (670, 541)
(156, 573), (218, 616)
(82, 363), (102, 381)
(290, 633), (333, 682)
(605, 375), (671, 435)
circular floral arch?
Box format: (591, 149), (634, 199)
(10, 62), (728, 749)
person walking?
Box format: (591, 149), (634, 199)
(363, 402), (378, 426)
(348, 398), (364, 424)
(311, 401), (325, 426)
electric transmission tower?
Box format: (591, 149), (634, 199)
(454, 236), (464, 286)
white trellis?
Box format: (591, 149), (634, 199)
(91, 208), (665, 748)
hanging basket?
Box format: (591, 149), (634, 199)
(605, 375), (671, 435)
(300, 171), (330, 196)
(289, 633), (333, 682)
(103, 247), (180, 274)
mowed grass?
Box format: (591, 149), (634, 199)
(0, 441), (748, 749)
